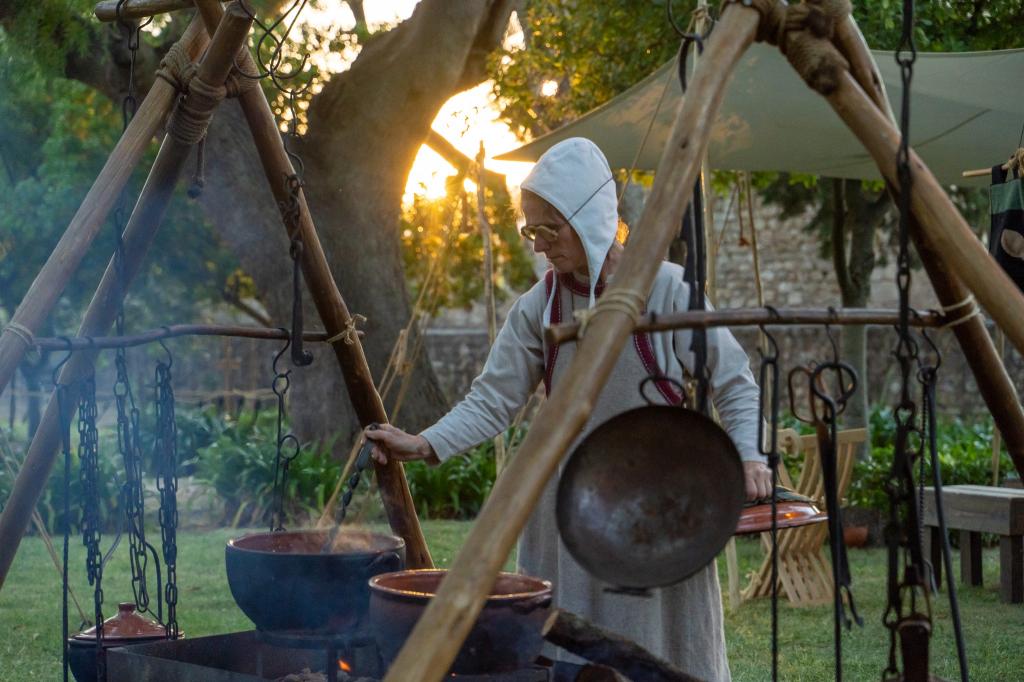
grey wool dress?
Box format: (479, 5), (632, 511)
(421, 262), (762, 682)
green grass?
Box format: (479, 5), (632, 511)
(0, 524), (1019, 680)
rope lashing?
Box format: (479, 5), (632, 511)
(154, 40), (198, 94)
(573, 289), (646, 339)
(740, 0), (852, 95)
(1005, 147), (1024, 177)
(939, 295), (982, 330)
(2, 322), (36, 349)
(326, 314), (367, 345)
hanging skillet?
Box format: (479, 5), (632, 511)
(556, 378), (745, 591)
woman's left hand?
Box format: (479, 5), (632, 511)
(743, 460), (772, 501)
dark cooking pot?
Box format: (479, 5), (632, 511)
(68, 601), (178, 682)
(557, 405), (745, 590)
(226, 528), (404, 632)
(369, 569), (552, 675)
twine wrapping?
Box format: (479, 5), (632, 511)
(738, 0), (852, 95)
(326, 314), (367, 345)
(2, 322), (36, 349)
(573, 289), (645, 339)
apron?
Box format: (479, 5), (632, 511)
(518, 271), (732, 682)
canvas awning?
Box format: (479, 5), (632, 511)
(496, 43), (1024, 185)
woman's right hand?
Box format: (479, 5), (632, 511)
(364, 423), (439, 466)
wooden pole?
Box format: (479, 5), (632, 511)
(825, 20), (1024, 481)
(0, 17), (207, 398)
(94, 0), (193, 22)
(818, 60), (1024, 478)
(542, 609), (704, 682)
(380, 6), (761, 680)
(190, 0), (432, 569)
(547, 307), (943, 344)
(0, 3), (253, 593)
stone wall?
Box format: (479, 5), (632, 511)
(424, 197), (1022, 421)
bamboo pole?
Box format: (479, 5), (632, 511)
(0, 4), (253, 593)
(380, 6), (761, 680)
(0, 17), (207, 398)
(190, 0), (432, 568)
(94, 0), (194, 22)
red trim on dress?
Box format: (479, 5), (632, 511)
(543, 270), (681, 405)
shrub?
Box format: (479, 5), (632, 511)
(847, 405), (1013, 513)
(404, 427), (524, 519)
(191, 408), (344, 528)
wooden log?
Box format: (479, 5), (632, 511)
(0, 16), (207, 397)
(0, 3), (253, 593)
(826, 24), (1024, 492)
(546, 306), (943, 344)
(190, 0), (432, 569)
(94, 0), (194, 22)
(379, 6), (761, 680)
(31, 324), (331, 351)
(542, 609), (704, 682)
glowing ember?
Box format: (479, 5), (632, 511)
(337, 659), (352, 673)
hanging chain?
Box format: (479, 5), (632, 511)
(77, 374), (106, 680)
(154, 343), (180, 639)
(883, 0), (930, 678)
(283, 175), (313, 367)
(270, 338), (302, 531)
(757, 311), (781, 682)
(55, 347), (74, 682)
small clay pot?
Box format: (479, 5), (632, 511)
(67, 602), (177, 682)
(843, 525), (869, 548)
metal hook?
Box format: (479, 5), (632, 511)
(51, 336), (75, 386)
(825, 306), (841, 365)
(158, 327), (173, 370)
(638, 373), (687, 407)
(273, 329), (292, 377)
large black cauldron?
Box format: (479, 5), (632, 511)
(226, 529), (404, 632)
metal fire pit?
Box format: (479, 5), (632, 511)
(105, 631), (554, 681)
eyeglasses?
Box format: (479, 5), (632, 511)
(519, 223), (564, 242)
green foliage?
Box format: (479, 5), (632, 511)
(0, 33), (242, 335)
(847, 406), (1014, 513)
(190, 407), (344, 528)
(400, 184), (535, 313)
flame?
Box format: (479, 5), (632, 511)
(338, 659), (352, 673)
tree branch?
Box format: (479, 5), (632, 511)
(425, 129), (507, 192)
(831, 177), (852, 303)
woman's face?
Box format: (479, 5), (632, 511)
(521, 190), (589, 277)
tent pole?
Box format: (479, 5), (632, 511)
(380, 6), (761, 680)
(0, 4), (254, 593)
(0, 17), (208, 398)
(191, 0), (432, 568)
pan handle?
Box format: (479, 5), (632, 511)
(365, 551), (403, 576)
(510, 593), (553, 614)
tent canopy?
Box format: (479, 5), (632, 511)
(496, 44), (1024, 185)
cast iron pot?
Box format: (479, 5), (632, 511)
(226, 528), (405, 632)
(557, 405), (745, 590)
(369, 569), (552, 675)
(68, 601), (178, 682)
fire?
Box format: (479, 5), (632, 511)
(337, 659), (352, 673)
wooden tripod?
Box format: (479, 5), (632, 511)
(0, 0), (431, 594)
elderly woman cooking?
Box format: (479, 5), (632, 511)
(366, 137), (768, 681)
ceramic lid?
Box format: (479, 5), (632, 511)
(72, 602), (168, 642)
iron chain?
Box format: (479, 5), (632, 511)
(154, 351), (180, 639)
(270, 339), (302, 531)
(77, 375), (106, 680)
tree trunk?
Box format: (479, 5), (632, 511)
(832, 178), (878, 457)
(196, 0), (515, 445)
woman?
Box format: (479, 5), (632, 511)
(367, 137), (768, 681)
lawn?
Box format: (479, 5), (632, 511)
(0, 523), (1019, 681)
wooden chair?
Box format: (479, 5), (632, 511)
(735, 427), (867, 606)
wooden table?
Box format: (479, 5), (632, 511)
(922, 485), (1024, 603)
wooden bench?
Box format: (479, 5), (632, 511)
(922, 484), (1024, 603)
